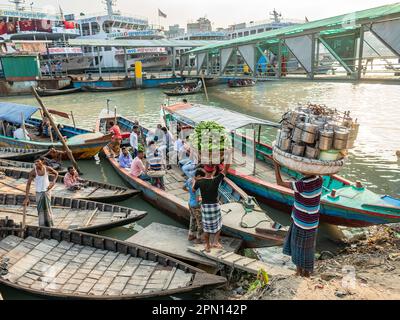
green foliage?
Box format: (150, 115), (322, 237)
(189, 121), (232, 153)
(247, 269), (269, 293)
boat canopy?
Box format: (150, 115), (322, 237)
(0, 103), (39, 125)
(164, 103), (280, 131)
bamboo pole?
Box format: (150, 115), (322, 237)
(201, 74), (209, 102)
(31, 86), (82, 174)
(70, 111), (76, 129)
(21, 203), (27, 237)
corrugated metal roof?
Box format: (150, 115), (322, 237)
(68, 39), (221, 48)
(187, 3), (400, 54)
(164, 104), (280, 131)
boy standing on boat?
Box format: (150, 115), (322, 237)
(184, 169), (206, 244)
(274, 162), (323, 277)
(194, 164), (229, 252)
(24, 158), (59, 227)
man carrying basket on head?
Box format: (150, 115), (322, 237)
(274, 162), (323, 278)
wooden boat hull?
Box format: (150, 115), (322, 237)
(81, 86), (132, 93)
(36, 87), (82, 97)
(0, 225), (226, 299)
(103, 146), (285, 248)
(0, 135), (108, 160)
(159, 80), (197, 89)
(164, 90), (202, 97)
(0, 193), (147, 233)
(0, 167), (140, 204)
(0, 159), (67, 175)
(0, 148), (47, 161)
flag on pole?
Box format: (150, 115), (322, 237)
(158, 9), (167, 18)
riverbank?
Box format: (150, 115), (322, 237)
(205, 224), (400, 300)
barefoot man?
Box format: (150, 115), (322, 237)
(23, 158), (59, 227)
(193, 164), (229, 252)
(274, 162), (323, 277)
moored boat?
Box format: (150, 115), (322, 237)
(164, 87), (202, 97)
(0, 159), (67, 175)
(0, 147), (47, 161)
(0, 225), (225, 299)
(159, 80), (197, 89)
(0, 102), (110, 160)
(36, 87), (82, 97)
(0, 193), (147, 233)
(98, 108), (287, 248)
(162, 102), (400, 228)
(228, 79), (256, 88)
(81, 86), (133, 93)
(0, 167), (140, 203)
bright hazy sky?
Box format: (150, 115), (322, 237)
(3, 0), (398, 28)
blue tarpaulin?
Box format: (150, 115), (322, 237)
(0, 103), (39, 125)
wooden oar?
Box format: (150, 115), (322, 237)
(21, 203), (27, 237)
(84, 208), (99, 227)
(31, 86), (82, 174)
(0, 180), (26, 193)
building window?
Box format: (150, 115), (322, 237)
(238, 32), (243, 37)
(244, 31), (249, 36)
(250, 30), (256, 35)
(258, 29), (264, 33)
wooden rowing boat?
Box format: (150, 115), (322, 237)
(0, 147), (47, 161)
(0, 158), (68, 175)
(164, 88), (202, 97)
(101, 139), (286, 248)
(162, 103), (400, 227)
(0, 103), (111, 160)
(159, 80), (197, 89)
(0, 225), (225, 299)
(0, 193), (147, 232)
(0, 167), (140, 203)
(36, 87), (82, 97)
(81, 86), (132, 93)
(227, 80), (256, 88)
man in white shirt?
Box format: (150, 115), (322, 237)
(130, 125), (139, 158)
(13, 125), (30, 141)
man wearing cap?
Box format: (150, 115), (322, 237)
(193, 163), (229, 252)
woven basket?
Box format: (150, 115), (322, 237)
(273, 146), (346, 175)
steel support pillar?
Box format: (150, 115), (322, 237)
(357, 26), (365, 80)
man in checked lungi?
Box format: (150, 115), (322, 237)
(193, 164), (229, 252)
(23, 158), (59, 227)
(274, 162), (323, 277)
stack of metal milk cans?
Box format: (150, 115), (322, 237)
(276, 103), (359, 161)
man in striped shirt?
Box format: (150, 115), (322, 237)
(274, 162), (323, 277)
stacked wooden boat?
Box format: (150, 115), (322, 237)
(0, 148), (47, 161)
(0, 194), (147, 232)
(0, 225), (225, 299)
(0, 167), (139, 203)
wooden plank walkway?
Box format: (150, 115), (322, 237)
(188, 246), (294, 277)
(126, 223), (242, 267)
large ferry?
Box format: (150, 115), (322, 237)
(75, 0), (169, 72)
(0, 0), (170, 73)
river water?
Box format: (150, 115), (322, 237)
(1, 80), (399, 299)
